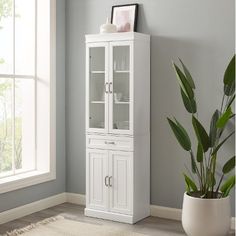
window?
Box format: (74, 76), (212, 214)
(0, 0), (56, 193)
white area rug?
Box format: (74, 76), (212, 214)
(2, 216), (147, 236)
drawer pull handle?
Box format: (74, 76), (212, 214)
(109, 176), (112, 187)
(105, 141), (115, 145)
(105, 176), (109, 187)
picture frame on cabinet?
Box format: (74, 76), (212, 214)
(111, 4), (138, 32)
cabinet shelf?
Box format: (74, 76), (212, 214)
(114, 70), (130, 73)
(91, 70), (105, 74)
(114, 101), (129, 105)
(91, 101), (105, 104)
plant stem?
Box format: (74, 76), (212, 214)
(215, 174), (224, 194)
(207, 150), (211, 169)
(204, 152), (209, 190)
(220, 94), (225, 113)
(224, 96), (230, 112)
(226, 94), (235, 110)
(200, 162), (205, 194)
(210, 154), (217, 197)
(190, 149), (202, 191)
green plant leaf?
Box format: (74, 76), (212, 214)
(173, 63), (194, 99)
(223, 156), (235, 174)
(212, 131), (235, 156)
(224, 55), (235, 85)
(167, 118), (191, 151)
(222, 182), (234, 197)
(216, 107), (233, 128)
(183, 173), (198, 192)
(185, 182), (191, 195)
(220, 175), (235, 197)
(190, 151), (197, 173)
(224, 82), (235, 96)
(179, 59), (195, 89)
(226, 95), (235, 110)
(180, 88), (197, 113)
(209, 110), (221, 147)
(197, 143), (203, 162)
(192, 116), (210, 152)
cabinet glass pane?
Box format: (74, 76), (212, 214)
(112, 46), (130, 130)
(89, 47), (105, 129)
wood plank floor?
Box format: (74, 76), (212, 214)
(0, 203), (234, 235)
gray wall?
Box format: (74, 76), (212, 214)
(0, 0), (234, 216)
(65, 0), (235, 214)
(0, 0), (66, 213)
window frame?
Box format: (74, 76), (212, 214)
(0, 0), (56, 194)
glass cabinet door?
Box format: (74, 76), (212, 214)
(109, 42), (133, 134)
(86, 43), (108, 132)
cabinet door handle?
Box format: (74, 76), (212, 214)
(105, 176), (109, 187)
(109, 82), (113, 93)
(105, 82), (109, 93)
(105, 141), (115, 145)
(109, 176), (112, 187)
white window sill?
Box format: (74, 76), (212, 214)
(0, 170), (56, 194)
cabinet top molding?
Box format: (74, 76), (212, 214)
(85, 32), (150, 43)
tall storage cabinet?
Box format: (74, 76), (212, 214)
(85, 32), (150, 224)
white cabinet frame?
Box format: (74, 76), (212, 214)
(85, 32), (150, 224)
(108, 41), (134, 135)
(86, 42), (109, 134)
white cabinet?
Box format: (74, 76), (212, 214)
(86, 41), (133, 135)
(86, 150), (133, 215)
(85, 32), (150, 224)
(86, 149), (108, 211)
(109, 151), (133, 215)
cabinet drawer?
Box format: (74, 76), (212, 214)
(87, 135), (133, 151)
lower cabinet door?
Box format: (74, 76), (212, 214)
(109, 151), (133, 215)
(86, 149), (109, 211)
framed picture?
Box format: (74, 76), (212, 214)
(111, 4), (139, 32)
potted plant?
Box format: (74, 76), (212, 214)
(167, 56), (235, 236)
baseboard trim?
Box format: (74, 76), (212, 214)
(66, 192), (86, 205)
(0, 192), (235, 230)
(150, 204), (181, 221)
(66, 193), (235, 230)
(0, 193), (67, 225)
(150, 205), (235, 230)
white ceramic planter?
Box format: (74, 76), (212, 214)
(182, 192), (231, 236)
